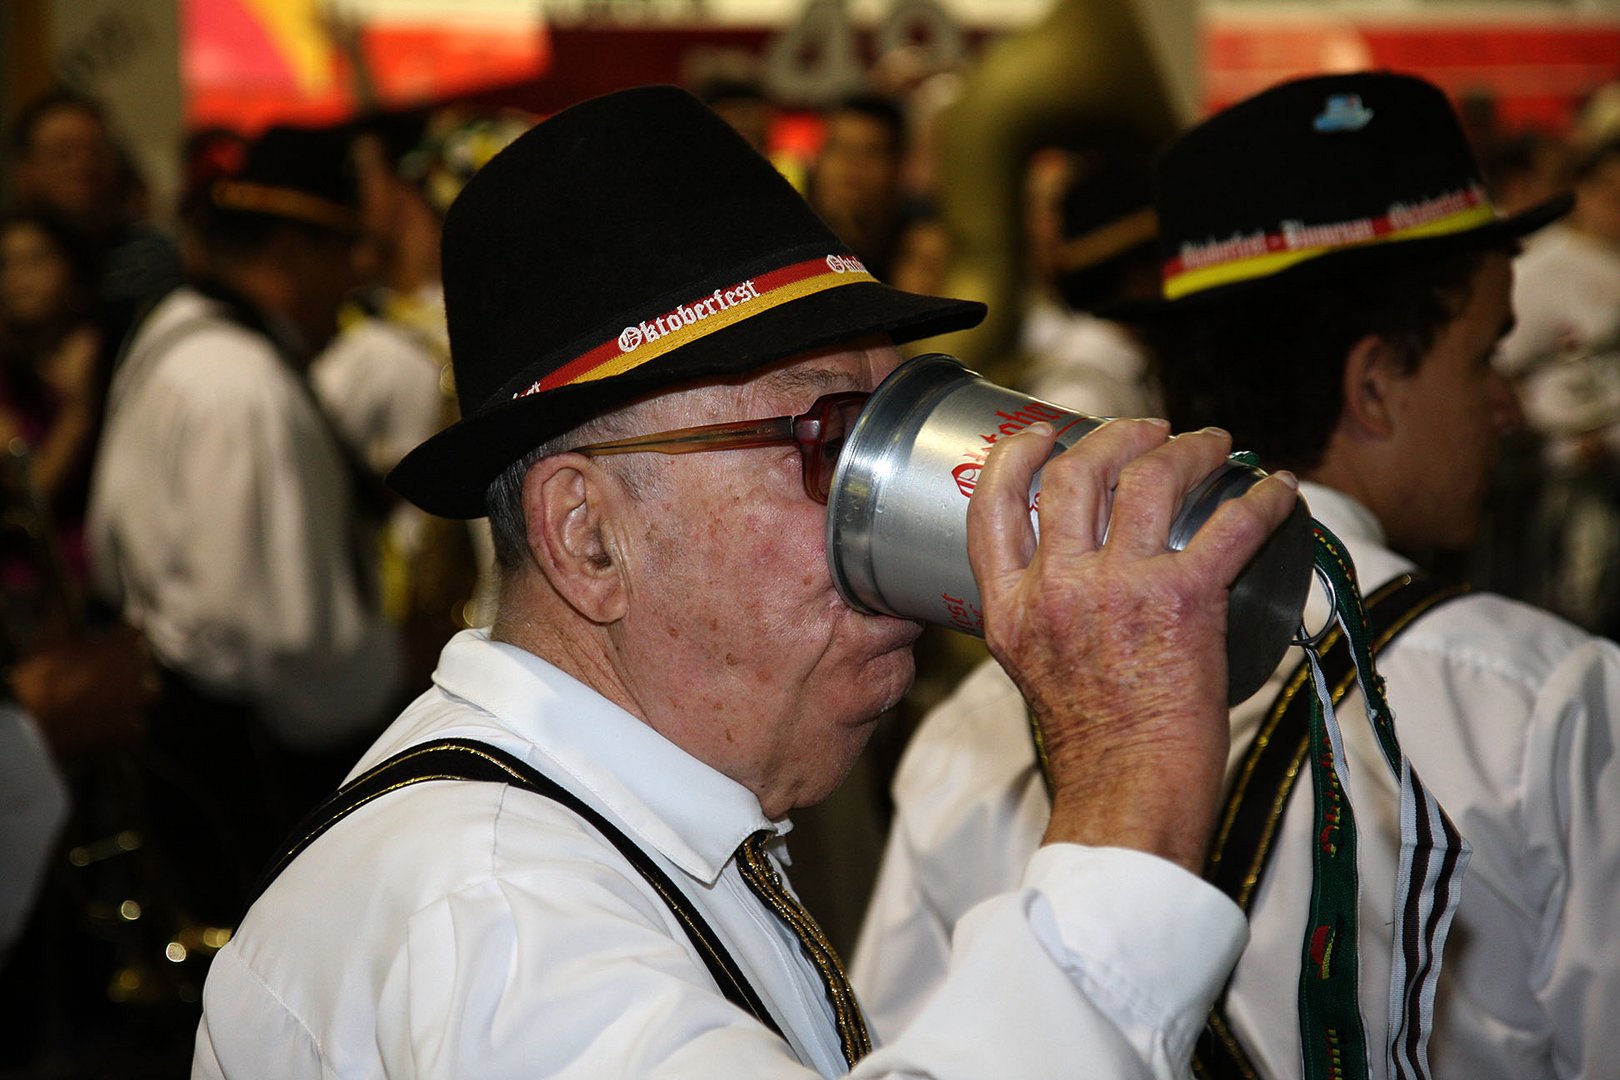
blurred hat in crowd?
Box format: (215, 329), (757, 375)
(211, 123), (360, 236)
(398, 109), (536, 217)
(1127, 70), (1571, 316)
(388, 84), (984, 519)
(1050, 150), (1157, 277)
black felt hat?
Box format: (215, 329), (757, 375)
(1124, 71), (1569, 316)
(211, 124), (359, 236)
(1052, 151), (1157, 276)
(388, 85), (985, 519)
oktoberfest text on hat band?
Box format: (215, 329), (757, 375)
(1162, 185), (1497, 300)
(514, 254), (878, 399)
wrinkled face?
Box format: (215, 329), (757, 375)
(1383, 252), (1519, 551)
(611, 340), (918, 817)
(19, 106), (117, 221)
(0, 221), (73, 327)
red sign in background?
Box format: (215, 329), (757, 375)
(1207, 19), (1620, 133)
(183, 0), (549, 134)
(182, 6), (1620, 139)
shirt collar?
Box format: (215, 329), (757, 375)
(1297, 480), (1415, 615)
(431, 628), (780, 887)
(1298, 481), (1384, 547)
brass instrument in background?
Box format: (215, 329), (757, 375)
(930, 0), (1196, 384)
(896, 0), (1198, 736)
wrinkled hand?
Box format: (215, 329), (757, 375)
(967, 418), (1299, 873)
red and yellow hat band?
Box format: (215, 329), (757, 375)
(513, 254), (877, 399)
(1161, 184), (1499, 301)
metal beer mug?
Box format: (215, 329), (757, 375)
(825, 353), (1315, 705)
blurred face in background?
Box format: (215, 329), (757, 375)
(709, 96), (774, 154)
(814, 109), (902, 225)
(889, 217), (952, 297)
(1023, 149), (1076, 285)
(16, 104), (119, 227)
(272, 225), (361, 358)
(0, 220), (75, 329)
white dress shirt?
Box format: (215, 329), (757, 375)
(854, 483), (1620, 1079)
(194, 628), (1249, 1079)
(87, 287), (401, 749)
(1497, 223), (1620, 447)
(1498, 224), (1620, 382)
(310, 314), (445, 478)
(1018, 301), (1161, 420)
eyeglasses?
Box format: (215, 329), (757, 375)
(566, 391), (870, 504)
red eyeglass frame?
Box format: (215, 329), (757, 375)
(564, 390), (871, 504)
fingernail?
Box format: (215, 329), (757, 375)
(1200, 425), (1230, 438)
(1271, 469), (1299, 490)
(1144, 417), (1171, 430)
(1023, 421), (1054, 437)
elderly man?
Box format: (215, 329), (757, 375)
(853, 72), (1620, 1080)
(191, 86), (1297, 1079)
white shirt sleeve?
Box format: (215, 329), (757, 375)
(309, 317), (446, 475)
(1520, 638), (1620, 1079)
(854, 845), (1247, 1080)
(0, 703), (67, 958)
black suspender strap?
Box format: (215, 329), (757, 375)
(249, 738), (786, 1042)
(1193, 572), (1469, 1080)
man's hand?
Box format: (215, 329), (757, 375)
(966, 418), (1299, 873)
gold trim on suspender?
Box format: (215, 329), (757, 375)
(735, 830), (872, 1067)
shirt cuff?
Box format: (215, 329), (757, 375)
(1021, 844), (1249, 1054)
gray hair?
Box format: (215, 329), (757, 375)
(484, 405), (653, 577)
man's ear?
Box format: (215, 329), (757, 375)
(519, 456), (630, 624)
(1340, 333), (1405, 441)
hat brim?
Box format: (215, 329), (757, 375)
(1108, 192), (1573, 323)
(388, 281), (985, 518)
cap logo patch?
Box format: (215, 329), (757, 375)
(1313, 95), (1375, 133)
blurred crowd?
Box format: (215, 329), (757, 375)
(1, 57), (1618, 1076)
(0, 85), (534, 1074)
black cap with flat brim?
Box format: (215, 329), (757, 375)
(387, 86), (984, 519)
(1112, 71), (1570, 321)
